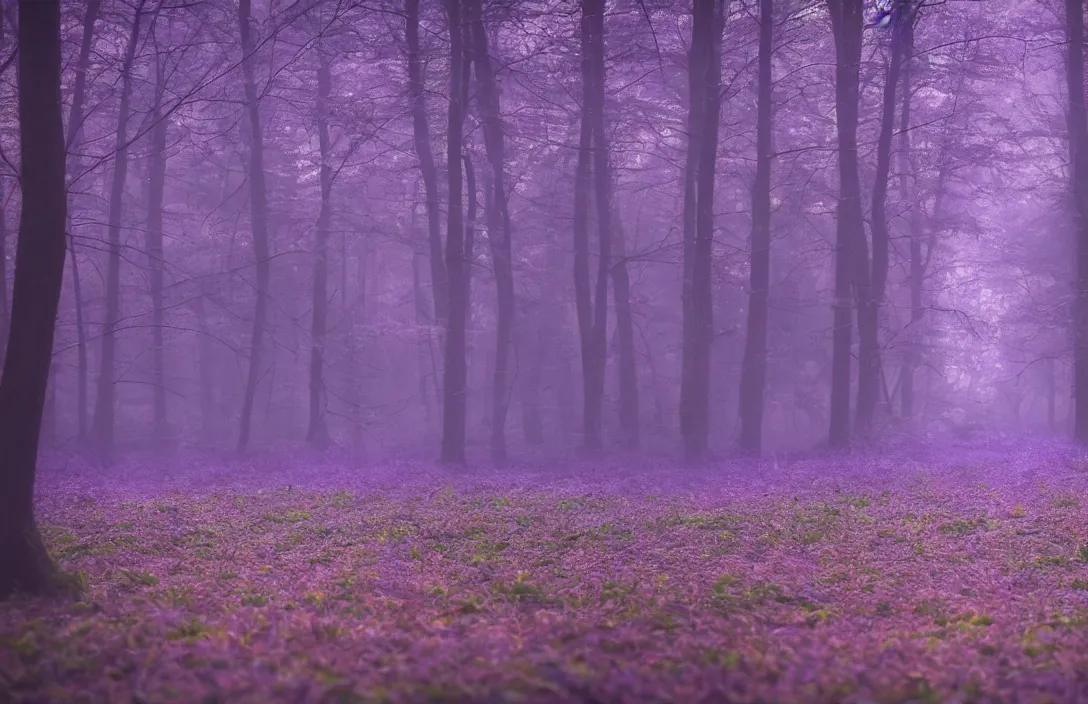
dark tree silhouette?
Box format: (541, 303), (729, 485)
(574, 0), (613, 456)
(307, 45), (333, 450)
(0, 0), (67, 599)
(573, 0), (598, 452)
(898, 8), (922, 420)
(826, 0), (865, 449)
(1066, 0), (1088, 443)
(680, 0), (726, 463)
(406, 0), (448, 324)
(859, 0), (909, 433)
(236, 0), (273, 453)
(146, 36), (169, 445)
(63, 0), (101, 444)
(441, 0), (469, 464)
(738, 0), (774, 455)
(0, 15), (7, 358)
(90, 0), (146, 460)
(466, 0), (516, 465)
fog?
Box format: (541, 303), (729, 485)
(1, 0), (1071, 463)
(1, 0), (1087, 701)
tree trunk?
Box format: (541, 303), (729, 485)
(464, 147), (477, 306)
(1048, 357), (1057, 432)
(462, 38), (477, 317)
(612, 222), (639, 450)
(0, 188), (7, 362)
(680, 0), (725, 464)
(465, 0), (515, 466)
(738, 0), (773, 455)
(440, 0), (469, 464)
(903, 100), (956, 424)
(898, 13), (920, 420)
(346, 240), (366, 455)
(519, 317), (546, 445)
(194, 296), (215, 442)
(146, 49), (168, 445)
(583, 0), (639, 451)
(858, 4), (906, 433)
(406, 0), (448, 324)
(526, 229), (568, 449)
(64, 0), (100, 153)
(413, 249), (434, 421)
(557, 340), (577, 447)
(63, 0), (100, 443)
(0, 174), (7, 364)
(410, 179), (437, 419)
(236, 0), (273, 453)
(68, 241), (89, 440)
(0, 0), (67, 600)
(679, 4), (704, 459)
(1066, 0), (1088, 444)
(826, 0), (864, 449)
(573, 0), (598, 452)
(0, 0), (7, 357)
(307, 49), (333, 449)
(91, 1), (145, 460)
(586, 0), (611, 458)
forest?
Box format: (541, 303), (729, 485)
(0, 0), (1087, 701)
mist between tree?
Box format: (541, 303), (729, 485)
(2, 0), (1088, 700)
(0, 0), (1075, 467)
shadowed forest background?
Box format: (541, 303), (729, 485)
(0, 0), (1077, 466)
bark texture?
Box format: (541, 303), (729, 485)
(0, 0), (68, 600)
(1067, 0), (1088, 443)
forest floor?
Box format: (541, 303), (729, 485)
(2, 440), (1088, 703)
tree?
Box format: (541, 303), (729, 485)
(738, 0), (774, 455)
(90, 0), (147, 460)
(583, 0), (640, 452)
(441, 0), (469, 464)
(307, 44), (333, 450)
(679, 0), (726, 463)
(90, 1), (146, 454)
(826, 0), (864, 449)
(858, 0), (910, 433)
(897, 4), (921, 420)
(63, 0), (101, 443)
(573, 0), (599, 452)
(587, 0), (611, 459)
(0, 182), (5, 363)
(574, 0), (613, 455)
(611, 227), (639, 450)
(236, 0), (273, 453)
(146, 25), (169, 445)
(1066, 0), (1088, 443)
(0, 0), (67, 599)
(406, 0), (448, 325)
(0, 12), (8, 358)
(897, 25), (968, 423)
(466, 0), (516, 465)
(0, 0), (1045, 462)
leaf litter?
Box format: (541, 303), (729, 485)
(2, 440), (1087, 703)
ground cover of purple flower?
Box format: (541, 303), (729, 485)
(2, 439), (1088, 703)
